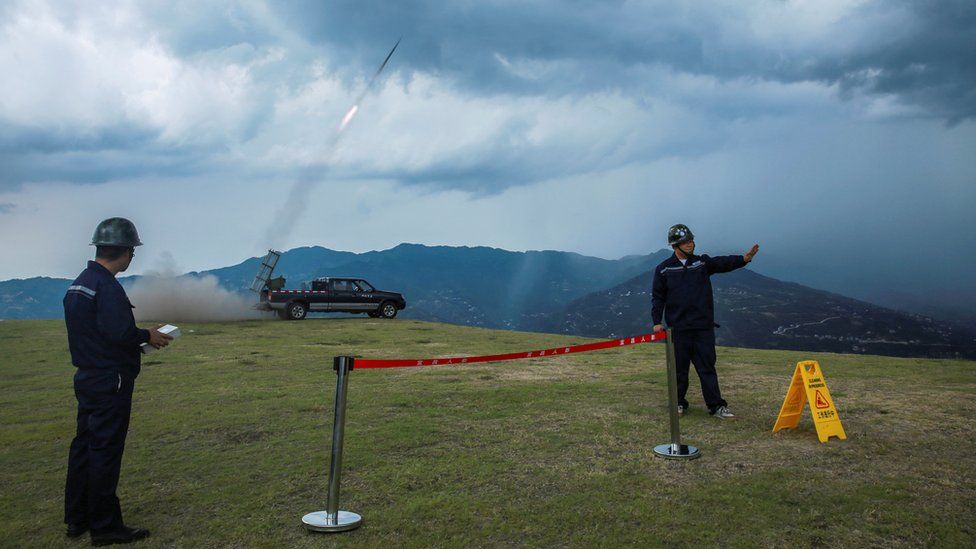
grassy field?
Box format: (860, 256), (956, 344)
(1, 318), (974, 547)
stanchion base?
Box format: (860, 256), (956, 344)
(653, 443), (701, 460)
(302, 510), (363, 533)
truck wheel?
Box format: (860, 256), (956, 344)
(379, 301), (398, 319)
(287, 301), (308, 320)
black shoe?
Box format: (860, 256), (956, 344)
(90, 526), (150, 546)
(66, 523), (89, 537)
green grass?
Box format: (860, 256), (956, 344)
(1, 318), (974, 547)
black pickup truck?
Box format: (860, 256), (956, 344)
(258, 277), (407, 320)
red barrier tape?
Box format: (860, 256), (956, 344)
(355, 332), (667, 369)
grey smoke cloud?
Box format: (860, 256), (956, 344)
(128, 252), (271, 322)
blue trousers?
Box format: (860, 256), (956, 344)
(64, 369), (134, 533)
(673, 329), (728, 412)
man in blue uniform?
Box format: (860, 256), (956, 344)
(63, 217), (172, 545)
(651, 224), (759, 419)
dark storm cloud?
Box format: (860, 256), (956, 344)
(140, 3), (279, 57)
(0, 123), (158, 155)
(0, 133), (227, 187)
(276, 0), (708, 94)
(278, 0), (976, 121)
(0, 123), (153, 187)
(2, 0), (971, 193)
(340, 112), (726, 195)
(796, 0), (976, 123)
(0, 120), (232, 187)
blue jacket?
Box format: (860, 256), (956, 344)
(63, 261), (149, 377)
(651, 252), (746, 331)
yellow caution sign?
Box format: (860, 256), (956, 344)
(772, 361), (846, 443)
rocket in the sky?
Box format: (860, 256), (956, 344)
(339, 37), (401, 132)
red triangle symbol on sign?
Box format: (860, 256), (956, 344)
(815, 390), (830, 409)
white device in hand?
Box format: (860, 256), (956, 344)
(141, 324), (181, 354)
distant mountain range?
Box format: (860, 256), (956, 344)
(2, 244), (974, 359)
(534, 268), (976, 359)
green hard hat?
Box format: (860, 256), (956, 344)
(667, 224), (694, 246)
(90, 217), (143, 247)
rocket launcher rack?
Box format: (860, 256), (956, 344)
(249, 249), (281, 293)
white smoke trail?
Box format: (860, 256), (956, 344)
(261, 39), (400, 249)
(262, 146), (338, 249)
(128, 252), (272, 322)
(262, 98), (357, 247)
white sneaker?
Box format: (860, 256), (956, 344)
(713, 406), (735, 419)
(677, 405), (686, 417)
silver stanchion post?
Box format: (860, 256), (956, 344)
(302, 356), (364, 532)
(654, 329), (701, 460)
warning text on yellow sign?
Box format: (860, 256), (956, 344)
(772, 360), (846, 443)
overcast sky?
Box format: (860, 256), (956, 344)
(1, 1), (974, 311)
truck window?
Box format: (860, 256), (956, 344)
(356, 280), (375, 292)
(331, 280), (353, 292)
(311, 280), (327, 291)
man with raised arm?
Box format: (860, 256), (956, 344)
(651, 224), (759, 419)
